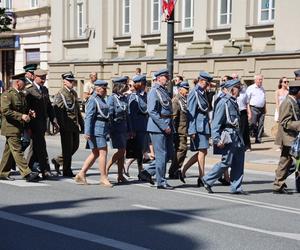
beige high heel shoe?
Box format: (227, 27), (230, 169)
(74, 173), (87, 185)
(100, 178), (113, 188)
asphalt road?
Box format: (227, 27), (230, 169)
(0, 135), (299, 250)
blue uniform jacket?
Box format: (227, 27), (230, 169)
(107, 93), (128, 133)
(147, 83), (173, 133)
(212, 93), (244, 147)
(187, 85), (210, 135)
(84, 92), (109, 137)
(128, 91), (148, 133)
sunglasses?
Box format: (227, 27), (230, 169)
(283, 81), (289, 83)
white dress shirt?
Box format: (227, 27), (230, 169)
(246, 83), (266, 108)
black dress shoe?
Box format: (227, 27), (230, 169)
(231, 190), (249, 195)
(51, 158), (61, 175)
(0, 176), (15, 181)
(41, 171), (56, 180)
(255, 140), (262, 144)
(273, 188), (292, 195)
(202, 178), (214, 193)
(157, 184), (174, 190)
(218, 177), (230, 186)
(25, 172), (40, 182)
(138, 170), (154, 185)
(197, 177), (204, 187)
(63, 171), (75, 178)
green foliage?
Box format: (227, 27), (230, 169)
(0, 8), (12, 32)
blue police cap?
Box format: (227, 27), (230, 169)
(223, 79), (241, 89)
(112, 76), (128, 84)
(294, 70), (300, 78)
(62, 71), (76, 81)
(132, 74), (147, 84)
(198, 71), (213, 82)
(94, 80), (109, 88)
(179, 81), (190, 89)
(23, 64), (37, 73)
(154, 69), (169, 78)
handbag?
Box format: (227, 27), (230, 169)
(289, 133), (300, 158)
(126, 137), (138, 159)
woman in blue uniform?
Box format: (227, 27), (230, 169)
(126, 74), (148, 175)
(106, 76), (129, 183)
(75, 80), (112, 187)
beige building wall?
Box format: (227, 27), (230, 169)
(48, 0), (300, 135)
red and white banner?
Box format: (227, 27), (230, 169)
(162, 0), (177, 21)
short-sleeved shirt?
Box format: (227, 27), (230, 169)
(83, 81), (94, 95)
(246, 83), (266, 108)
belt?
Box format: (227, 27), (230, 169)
(96, 117), (109, 122)
(250, 105), (264, 109)
(160, 114), (174, 118)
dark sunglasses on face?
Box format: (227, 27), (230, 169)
(283, 81), (289, 83)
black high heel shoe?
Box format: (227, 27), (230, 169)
(197, 177), (204, 187)
(177, 170), (186, 184)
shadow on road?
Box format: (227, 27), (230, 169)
(1, 197), (205, 250)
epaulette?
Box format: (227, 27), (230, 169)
(25, 84), (33, 89)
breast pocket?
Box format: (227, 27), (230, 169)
(94, 121), (108, 136)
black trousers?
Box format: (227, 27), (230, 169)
(240, 110), (251, 149)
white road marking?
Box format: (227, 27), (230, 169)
(133, 204), (300, 241)
(134, 183), (300, 215)
(0, 180), (49, 187)
(0, 210), (149, 250)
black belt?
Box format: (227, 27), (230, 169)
(160, 114), (174, 118)
(96, 117), (109, 122)
(250, 105), (264, 109)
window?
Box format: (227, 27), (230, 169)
(25, 49), (40, 65)
(123, 0), (131, 34)
(182, 0), (194, 30)
(151, 0), (161, 32)
(30, 0), (38, 8)
(218, 0), (232, 26)
(76, 0), (86, 38)
(259, 0), (275, 23)
(3, 0), (12, 10)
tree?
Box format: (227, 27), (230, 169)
(0, 8), (12, 33)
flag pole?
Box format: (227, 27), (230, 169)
(167, 10), (174, 96)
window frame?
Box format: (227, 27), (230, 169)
(182, 0), (194, 30)
(3, 0), (12, 10)
(217, 0), (232, 26)
(122, 0), (131, 35)
(258, 0), (275, 23)
(30, 0), (38, 8)
(151, 0), (161, 33)
(76, 0), (86, 38)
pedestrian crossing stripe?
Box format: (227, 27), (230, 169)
(0, 180), (49, 187)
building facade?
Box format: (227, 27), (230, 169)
(2, 0), (300, 135)
(0, 0), (51, 87)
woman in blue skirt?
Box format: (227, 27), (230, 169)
(75, 80), (112, 187)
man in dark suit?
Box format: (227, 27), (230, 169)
(25, 69), (59, 179)
(52, 72), (84, 177)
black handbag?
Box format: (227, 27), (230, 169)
(126, 137), (138, 159)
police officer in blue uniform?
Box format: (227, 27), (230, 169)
(127, 74), (148, 174)
(138, 69), (174, 190)
(202, 79), (246, 194)
(75, 80), (112, 187)
(106, 76), (129, 183)
(184, 72), (212, 187)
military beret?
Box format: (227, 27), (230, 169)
(288, 80), (300, 88)
(112, 76), (128, 85)
(178, 81), (190, 89)
(94, 80), (109, 88)
(132, 74), (147, 83)
(198, 71), (213, 82)
(154, 69), (169, 78)
(34, 69), (47, 76)
(62, 71), (75, 81)
(11, 72), (26, 82)
(23, 64), (37, 73)
(223, 79), (241, 89)
(294, 70), (300, 78)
